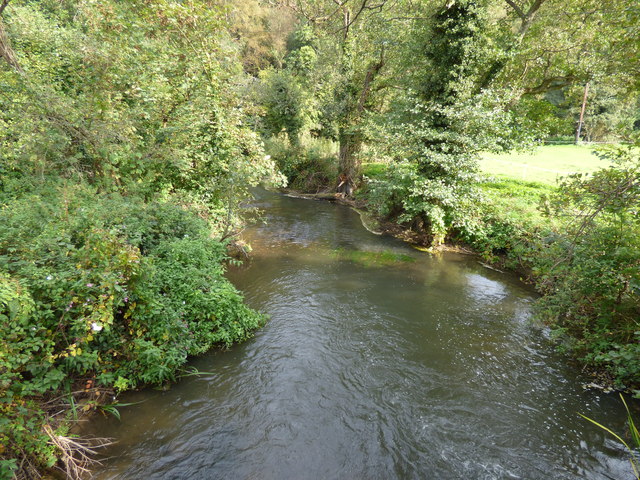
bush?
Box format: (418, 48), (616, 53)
(366, 159), (481, 246)
(533, 145), (640, 390)
(0, 183), (265, 475)
(265, 136), (337, 192)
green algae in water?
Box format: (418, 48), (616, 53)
(330, 248), (415, 267)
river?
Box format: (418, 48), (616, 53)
(87, 189), (636, 479)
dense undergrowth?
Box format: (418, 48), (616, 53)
(0, 1), (282, 477)
(0, 183), (265, 478)
(265, 136), (338, 192)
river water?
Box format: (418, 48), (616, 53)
(88, 189), (636, 479)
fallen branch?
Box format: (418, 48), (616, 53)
(44, 424), (113, 480)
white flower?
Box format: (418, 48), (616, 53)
(46, 275), (53, 280)
(91, 322), (103, 332)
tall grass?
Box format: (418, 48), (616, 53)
(580, 394), (640, 479)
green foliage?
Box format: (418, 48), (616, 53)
(0, 398), (57, 479)
(224, 0), (297, 74)
(0, 5), (282, 474)
(510, 97), (574, 141)
(0, 184), (266, 474)
(573, 83), (640, 142)
(265, 136), (337, 191)
(257, 69), (309, 146)
(534, 145), (640, 388)
(0, 0), (283, 216)
(0, 3), (285, 473)
(0, 185), (265, 395)
(285, 24), (318, 77)
(365, 1), (539, 245)
(416, 0), (490, 104)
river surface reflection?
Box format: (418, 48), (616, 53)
(88, 189), (636, 479)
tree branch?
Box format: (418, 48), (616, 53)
(518, 0), (545, 38)
(0, 0), (10, 17)
(476, 0), (548, 91)
(505, 0), (525, 19)
(357, 45), (385, 113)
(0, 13), (23, 73)
(525, 0), (544, 19)
(522, 74), (578, 95)
(333, 0), (389, 36)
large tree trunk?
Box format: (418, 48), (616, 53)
(337, 128), (362, 196)
(335, 47), (384, 196)
(0, 11), (23, 73)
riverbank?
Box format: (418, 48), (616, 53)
(277, 151), (640, 397)
(0, 185), (266, 479)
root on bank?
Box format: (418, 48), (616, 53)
(43, 425), (113, 480)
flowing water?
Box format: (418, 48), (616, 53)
(88, 189), (637, 479)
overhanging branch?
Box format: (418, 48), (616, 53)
(505, 0), (525, 19)
(0, 0), (10, 17)
(522, 74), (578, 95)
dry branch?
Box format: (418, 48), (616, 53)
(44, 425), (114, 480)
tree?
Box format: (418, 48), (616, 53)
(367, 0), (527, 245)
(224, 0), (298, 75)
(0, 0), (283, 233)
(258, 68), (308, 146)
(282, 0), (404, 195)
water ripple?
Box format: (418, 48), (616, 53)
(88, 190), (636, 480)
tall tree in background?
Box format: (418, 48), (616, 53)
(367, 0), (518, 245)
(284, 0), (403, 195)
(0, 0), (283, 232)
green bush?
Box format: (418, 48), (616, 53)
(535, 224), (640, 389)
(533, 145), (640, 390)
(366, 159), (481, 246)
(0, 184), (265, 474)
(0, 184), (264, 392)
(265, 136), (337, 192)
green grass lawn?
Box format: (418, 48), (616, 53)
(363, 145), (613, 228)
(480, 145), (607, 184)
(479, 176), (558, 229)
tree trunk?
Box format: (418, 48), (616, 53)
(335, 48), (384, 196)
(0, 16), (23, 73)
(337, 128), (362, 196)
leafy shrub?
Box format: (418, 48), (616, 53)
(367, 159), (481, 245)
(265, 136), (337, 192)
(0, 184), (264, 392)
(0, 183), (265, 473)
(534, 145), (640, 390)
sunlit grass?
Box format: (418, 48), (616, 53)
(362, 161), (556, 228)
(479, 175), (558, 229)
(479, 145), (607, 184)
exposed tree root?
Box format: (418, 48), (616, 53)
(43, 425), (113, 480)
